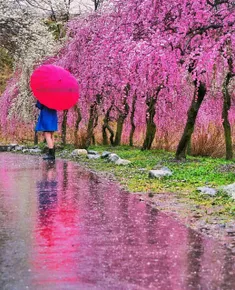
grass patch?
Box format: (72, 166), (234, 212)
(74, 145), (235, 218)
(188, 190), (235, 217)
(87, 145), (235, 191)
(26, 143), (235, 219)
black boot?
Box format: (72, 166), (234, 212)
(43, 148), (55, 160)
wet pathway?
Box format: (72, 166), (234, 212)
(0, 153), (235, 290)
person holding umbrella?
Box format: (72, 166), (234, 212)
(31, 64), (80, 161)
(35, 100), (58, 160)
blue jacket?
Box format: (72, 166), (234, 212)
(35, 101), (58, 132)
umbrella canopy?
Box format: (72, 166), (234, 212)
(30, 65), (79, 110)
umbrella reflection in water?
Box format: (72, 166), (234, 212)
(32, 161), (80, 287)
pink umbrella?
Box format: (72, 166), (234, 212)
(30, 64), (79, 110)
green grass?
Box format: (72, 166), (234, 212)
(86, 145), (235, 191)
(28, 142), (234, 218)
(68, 144), (235, 218)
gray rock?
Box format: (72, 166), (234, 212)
(153, 162), (165, 170)
(87, 150), (98, 155)
(8, 144), (18, 151)
(197, 187), (217, 196)
(87, 154), (101, 160)
(107, 153), (120, 163)
(101, 151), (111, 159)
(70, 149), (88, 157)
(59, 150), (69, 157)
(219, 183), (235, 199)
(226, 229), (235, 236)
(14, 145), (24, 151)
(29, 148), (42, 154)
(22, 149), (29, 153)
(161, 166), (172, 172)
(149, 168), (173, 178)
(0, 145), (9, 152)
(115, 159), (131, 165)
(31, 146), (39, 149)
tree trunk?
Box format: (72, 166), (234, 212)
(114, 109), (129, 146)
(34, 116), (38, 145)
(142, 86), (162, 150)
(175, 82), (207, 160)
(113, 84), (130, 146)
(84, 103), (98, 149)
(91, 135), (96, 145)
(142, 96), (157, 150)
(34, 131), (38, 145)
(129, 93), (137, 146)
(61, 110), (68, 146)
(74, 105), (82, 148)
(187, 138), (192, 156)
(83, 94), (102, 149)
(102, 118), (108, 145)
(222, 57), (233, 160)
(102, 103), (114, 145)
(94, 0), (100, 10)
(91, 113), (99, 145)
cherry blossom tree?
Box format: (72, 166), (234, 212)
(51, 0), (235, 152)
(2, 0), (235, 159)
(0, 0), (59, 143)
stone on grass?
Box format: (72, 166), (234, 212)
(58, 150), (69, 157)
(29, 148), (42, 154)
(87, 150), (98, 155)
(149, 167), (172, 178)
(115, 159), (131, 166)
(0, 145), (9, 152)
(14, 145), (24, 151)
(71, 149), (88, 157)
(87, 154), (101, 160)
(197, 187), (217, 196)
(22, 149), (29, 153)
(8, 144), (18, 151)
(152, 163), (165, 170)
(101, 151), (111, 159)
(219, 183), (235, 200)
(107, 153), (120, 163)
(226, 229), (235, 236)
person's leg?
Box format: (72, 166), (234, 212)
(44, 132), (54, 149)
(43, 132), (55, 160)
(51, 132), (55, 147)
(51, 132), (56, 157)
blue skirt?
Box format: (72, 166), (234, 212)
(35, 102), (58, 132)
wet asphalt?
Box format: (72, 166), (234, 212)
(0, 153), (235, 290)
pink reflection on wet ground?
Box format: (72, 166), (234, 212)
(0, 153), (235, 290)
